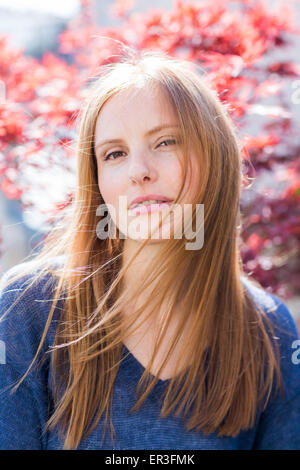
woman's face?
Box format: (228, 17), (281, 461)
(94, 85), (199, 242)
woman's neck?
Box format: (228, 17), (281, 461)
(119, 238), (195, 380)
(121, 238), (164, 298)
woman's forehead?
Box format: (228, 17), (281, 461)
(95, 85), (179, 134)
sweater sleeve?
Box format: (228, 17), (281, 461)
(252, 295), (300, 450)
(0, 263), (57, 450)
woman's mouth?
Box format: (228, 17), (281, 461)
(128, 201), (173, 216)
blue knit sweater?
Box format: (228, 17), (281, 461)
(0, 257), (299, 450)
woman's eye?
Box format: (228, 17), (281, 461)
(158, 138), (177, 148)
(104, 150), (125, 161)
(103, 138), (177, 161)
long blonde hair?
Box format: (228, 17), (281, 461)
(0, 48), (282, 449)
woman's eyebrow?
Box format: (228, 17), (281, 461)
(95, 124), (180, 150)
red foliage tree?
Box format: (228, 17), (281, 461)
(0, 0), (299, 300)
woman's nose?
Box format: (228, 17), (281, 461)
(128, 153), (157, 184)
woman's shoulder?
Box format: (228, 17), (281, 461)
(0, 254), (66, 286)
(0, 255), (66, 315)
(0, 255), (67, 370)
(0, 254), (66, 301)
(241, 275), (299, 339)
(241, 275), (300, 403)
(240, 277), (300, 448)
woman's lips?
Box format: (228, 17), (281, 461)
(128, 201), (173, 216)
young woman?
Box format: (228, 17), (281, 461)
(0, 49), (299, 450)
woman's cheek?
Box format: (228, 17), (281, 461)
(97, 172), (125, 235)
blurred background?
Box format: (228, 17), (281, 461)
(0, 0), (299, 327)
